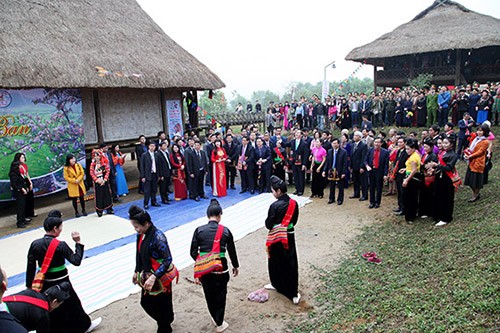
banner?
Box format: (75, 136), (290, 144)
(166, 99), (183, 138)
(0, 89), (84, 201)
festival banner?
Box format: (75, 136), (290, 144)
(0, 89), (84, 201)
(166, 99), (183, 138)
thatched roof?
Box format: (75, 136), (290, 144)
(0, 0), (225, 90)
(345, 0), (500, 64)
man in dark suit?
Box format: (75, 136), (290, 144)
(288, 130), (308, 196)
(223, 134), (238, 189)
(100, 143), (118, 202)
(237, 136), (255, 194)
(323, 138), (348, 205)
(349, 131), (369, 200)
(140, 141), (161, 209)
(186, 140), (208, 201)
(254, 137), (272, 193)
(364, 137), (389, 208)
(457, 112), (474, 158)
(157, 140), (172, 204)
(393, 137), (409, 215)
(155, 131), (167, 151)
(135, 135), (148, 194)
(204, 134), (216, 186)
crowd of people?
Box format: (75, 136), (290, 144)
(258, 82), (500, 132)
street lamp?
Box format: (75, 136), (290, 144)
(322, 60), (336, 102)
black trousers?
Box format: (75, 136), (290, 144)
(258, 168), (272, 192)
(369, 170), (384, 205)
(352, 169), (368, 198)
(71, 196), (85, 213)
(419, 182), (435, 218)
(396, 176), (405, 211)
(189, 172), (205, 198)
(225, 165), (236, 188)
(457, 138), (468, 158)
(25, 189), (35, 217)
(434, 173), (455, 223)
(14, 191), (26, 226)
(403, 178), (419, 221)
(108, 172), (118, 200)
(239, 168), (254, 191)
(329, 179), (345, 202)
(206, 163), (212, 185)
(159, 176), (171, 202)
(44, 277), (91, 333)
(144, 173), (158, 205)
(137, 165), (144, 192)
(292, 165), (305, 193)
(200, 272), (230, 326)
(310, 166), (325, 196)
(296, 114), (303, 128)
(141, 291), (174, 333)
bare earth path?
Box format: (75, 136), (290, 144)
(93, 187), (392, 333)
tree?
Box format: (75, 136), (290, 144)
(407, 74), (433, 90)
(250, 90), (280, 110)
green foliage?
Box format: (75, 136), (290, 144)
(331, 77), (375, 96)
(408, 74), (434, 90)
(293, 138), (500, 332)
(198, 90), (228, 114)
(251, 90), (281, 108)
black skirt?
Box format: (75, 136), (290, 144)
(464, 168), (484, 189)
(268, 233), (298, 300)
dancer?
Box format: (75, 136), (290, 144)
(130, 205), (176, 333)
(26, 212), (101, 333)
(0, 266), (28, 332)
(63, 154), (87, 218)
(190, 199), (239, 333)
(265, 176), (301, 304)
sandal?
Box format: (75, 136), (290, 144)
(362, 252), (377, 259)
(367, 256), (382, 264)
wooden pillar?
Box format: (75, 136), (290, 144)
(409, 55), (414, 80)
(455, 49), (462, 85)
(373, 65), (377, 94)
(159, 89), (167, 132)
(92, 89), (104, 144)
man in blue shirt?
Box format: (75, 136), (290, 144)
(438, 86), (451, 127)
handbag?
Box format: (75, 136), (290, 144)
(193, 224), (224, 278)
(266, 199), (297, 254)
(138, 263), (179, 296)
(31, 238), (60, 292)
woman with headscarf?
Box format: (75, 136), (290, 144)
(130, 205), (176, 333)
(89, 149), (113, 217)
(63, 154), (87, 218)
(464, 124), (490, 202)
(190, 199), (239, 333)
(26, 211), (101, 333)
(9, 153), (37, 228)
(264, 176), (301, 304)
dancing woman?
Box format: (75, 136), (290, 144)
(190, 199), (239, 333)
(130, 205), (176, 333)
(265, 176), (301, 304)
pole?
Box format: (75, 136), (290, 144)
(322, 60), (335, 102)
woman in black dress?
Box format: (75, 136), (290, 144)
(190, 199), (239, 333)
(89, 150), (113, 217)
(419, 139), (438, 219)
(265, 176), (300, 304)
(427, 137), (459, 227)
(130, 205), (176, 333)
(271, 140), (288, 182)
(26, 211), (101, 333)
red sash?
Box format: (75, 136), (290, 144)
(274, 147), (285, 161)
(266, 199), (297, 252)
(438, 154), (461, 191)
(3, 295), (49, 311)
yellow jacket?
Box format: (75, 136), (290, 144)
(63, 163), (86, 198)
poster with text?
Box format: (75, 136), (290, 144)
(0, 89), (84, 201)
(166, 99), (183, 138)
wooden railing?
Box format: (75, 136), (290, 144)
(198, 112), (265, 129)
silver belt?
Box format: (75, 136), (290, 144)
(45, 274), (68, 282)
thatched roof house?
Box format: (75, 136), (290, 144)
(345, 0), (500, 88)
(0, 0), (225, 144)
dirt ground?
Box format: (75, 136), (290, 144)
(92, 184), (391, 333)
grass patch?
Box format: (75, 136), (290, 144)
(294, 138), (500, 332)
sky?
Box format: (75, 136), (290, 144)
(137, 0), (500, 99)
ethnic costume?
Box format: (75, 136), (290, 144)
(89, 151), (113, 215)
(434, 150), (459, 223)
(26, 235), (90, 333)
(211, 148), (228, 197)
(190, 221), (239, 327)
(272, 146), (287, 182)
(170, 152), (188, 200)
(265, 194), (299, 301)
(135, 224), (175, 333)
(403, 151), (421, 222)
(419, 152), (438, 218)
(3, 289), (51, 333)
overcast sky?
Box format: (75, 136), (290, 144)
(137, 0), (500, 99)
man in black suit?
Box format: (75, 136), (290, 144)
(301, 128), (313, 184)
(204, 134), (216, 186)
(140, 141), (161, 209)
(155, 131), (167, 151)
(237, 136), (255, 194)
(254, 137), (272, 193)
(157, 140), (172, 204)
(393, 136), (408, 215)
(223, 134), (238, 189)
(364, 137), (389, 208)
(100, 143), (118, 202)
(323, 138), (348, 205)
(186, 140), (208, 201)
(135, 135), (148, 194)
(349, 131), (369, 201)
(288, 130), (308, 196)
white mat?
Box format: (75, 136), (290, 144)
(0, 214), (133, 278)
(5, 194), (310, 314)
